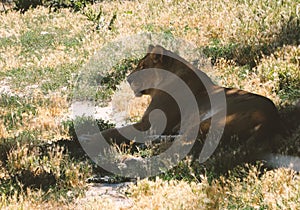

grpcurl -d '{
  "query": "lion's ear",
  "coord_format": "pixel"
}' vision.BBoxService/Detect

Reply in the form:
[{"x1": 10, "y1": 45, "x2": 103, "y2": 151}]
[
  {"x1": 147, "y1": 44, "x2": 155, "y2": 53},
  {"x1": 149, "y1": 45, "x2": 164, "y2": 64}
]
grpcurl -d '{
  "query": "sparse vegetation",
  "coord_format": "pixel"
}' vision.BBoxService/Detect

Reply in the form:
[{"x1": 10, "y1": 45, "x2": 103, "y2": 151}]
[
  {"x1": 0, "y1": 0, "x2": 299, "y2": 209},
  {"x1": 125, "y1": 165, "x2": 300, "y2": 209}
]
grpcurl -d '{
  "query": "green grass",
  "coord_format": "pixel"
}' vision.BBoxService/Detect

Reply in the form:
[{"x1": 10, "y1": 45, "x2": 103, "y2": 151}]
[
  {"x1": 0, "y1": 94, "x2": 37, "y2": 131},
  {"x1": 0, "y1": 0, "x2": 299, "y2": 209},
  {"x1": 3, "y1": 63, "x2": 81, "y2": 95},
  {"x1": 0, "y1": 36, "x2": 18, "y2": 49}
]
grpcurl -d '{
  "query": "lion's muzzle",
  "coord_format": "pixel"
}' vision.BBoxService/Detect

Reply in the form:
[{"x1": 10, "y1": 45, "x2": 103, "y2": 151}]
[{"x1": 127, "y1": 75, "x2": 143, "y2": 97}]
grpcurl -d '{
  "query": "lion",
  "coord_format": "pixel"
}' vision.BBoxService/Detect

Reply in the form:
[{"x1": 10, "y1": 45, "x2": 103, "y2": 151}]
[{"x1": 87, "y1": 45, "x2": 284, "y2": 170}]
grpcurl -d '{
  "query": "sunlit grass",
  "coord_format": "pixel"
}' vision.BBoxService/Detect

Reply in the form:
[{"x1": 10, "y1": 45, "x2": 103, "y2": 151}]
[
  {"x1": 0, "y1": 0, "x2": 299, "y2": 208},
  {"x1": 125, "y1": 166, "x2": 300, "y2": 210}
]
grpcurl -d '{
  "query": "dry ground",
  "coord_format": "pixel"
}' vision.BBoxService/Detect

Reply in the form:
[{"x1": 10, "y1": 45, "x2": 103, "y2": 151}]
[{"x1": 0, "y1": 0, "x2": 299, "y2": 209}]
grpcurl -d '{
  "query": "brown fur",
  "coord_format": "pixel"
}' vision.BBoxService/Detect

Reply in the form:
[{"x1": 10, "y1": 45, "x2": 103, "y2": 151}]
[{"x1": 100, "y1": 45, "x2": 283, "y2": 165}]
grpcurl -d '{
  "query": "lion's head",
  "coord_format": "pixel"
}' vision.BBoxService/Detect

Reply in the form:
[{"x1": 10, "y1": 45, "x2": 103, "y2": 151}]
[{"x1": 127, "y1": 45, "x2": 214, "y2": 97}]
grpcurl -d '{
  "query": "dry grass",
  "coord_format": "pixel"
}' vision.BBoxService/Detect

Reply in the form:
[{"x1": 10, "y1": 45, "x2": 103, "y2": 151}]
[
  {"x1": 64, "y1": 166, "x2": 300, "y2": 210},
  {"x1": 210, "y1": 45, "x2": 300, "y2": 106},
  {"x1": 125, "y1": 166, "x2": 300, "y2": 210},
  {"x1": 112, "y1": 81, "x2": 151, "y2": 122},
  {"x1": 0, "y1": 0, "x2": 299, "y2": 209},
  {"x1": 1, "y1": 0, "x2": 299, "y2": 138},
  {"x1": 0, "y1": 92, "x2": 69, "y2": 139}
]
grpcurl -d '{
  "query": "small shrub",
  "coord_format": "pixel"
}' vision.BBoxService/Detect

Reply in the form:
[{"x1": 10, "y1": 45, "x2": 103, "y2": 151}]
[
  {"x1": 84, "y1": 5, "x2": 102, "y2": 21},
  {"x1": 13, "y1": 0, "x2": 95, "y2": 13},
  {"x1": 203, "y1": 39, "x2": 237, "y2": 65},
  {"x1": 100, "y1": 58, "x2": 139, "y2": 92},
  {"x1": 94, "y1": 57, "x2": 139, "y2": 101},
  {"x1": 64, "y1": 116, "x2": 115, "y2": 140},
  {"x1": 83, "y1": 7, "x2": 118, "y2": 31},
  {"x1": 13, "y1": 0, "x2": 42, "y2": 13},
  {"x1": 46, "y1": 0, "x2": 88, "y2": 12}
]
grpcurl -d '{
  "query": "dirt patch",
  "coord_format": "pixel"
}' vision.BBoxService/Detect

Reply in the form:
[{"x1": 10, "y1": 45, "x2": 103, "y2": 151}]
[{"x1": 74, "y1": 182, "x2": 134, "y2": 209}]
